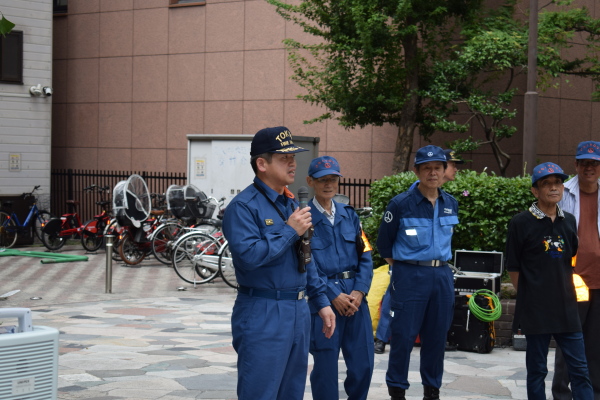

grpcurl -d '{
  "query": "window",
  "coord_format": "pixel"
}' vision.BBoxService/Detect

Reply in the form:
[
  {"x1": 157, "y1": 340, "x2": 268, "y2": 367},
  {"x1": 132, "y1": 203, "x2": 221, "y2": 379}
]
[
  {"x1": 54, "y1": 0, "x2": 67, "y2": 14},
  {"x1": 0, "y1": 30, "x2": 23, "y2": 84}
]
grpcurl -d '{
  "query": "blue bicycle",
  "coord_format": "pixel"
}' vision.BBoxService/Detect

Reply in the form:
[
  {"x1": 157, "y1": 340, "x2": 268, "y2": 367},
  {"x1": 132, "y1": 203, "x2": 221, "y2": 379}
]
[{"x1": 0, "y1": 186, "x2": 54, "y2": 248}]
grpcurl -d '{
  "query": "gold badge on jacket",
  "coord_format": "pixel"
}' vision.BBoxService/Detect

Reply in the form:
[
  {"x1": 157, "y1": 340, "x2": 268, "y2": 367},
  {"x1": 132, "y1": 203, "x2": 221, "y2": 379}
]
[{"x1": 265, "y1": 219, "x2": 274, "y2": 226}]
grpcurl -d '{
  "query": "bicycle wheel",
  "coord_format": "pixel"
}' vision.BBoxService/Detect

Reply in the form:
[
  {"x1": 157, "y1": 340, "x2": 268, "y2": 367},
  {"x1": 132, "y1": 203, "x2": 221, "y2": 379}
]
[
  {"x1": 0, "y1": 211, "x2": 18, "y2": 248},
  {"x1": 151, "y1": 222, "x2": 183, "y2": 265},
  {"x1": 81, "y1": 218, "x2": 106, "y2": 252},
  {"x1": 119, "y1": 231, "x2": 147, "y2": 265},
  {"x1": 33, "y1": 210, "x2": 53, "y2": 241},
  {"x1": 41, "y1": 218, "x2": 66, "y2": 250},
  {"x1": 218, "y1": 243, "x2": 237, "y2": 288},
  {"x1": 172, "y1": 232, "x2": 221, "y2": 284}
]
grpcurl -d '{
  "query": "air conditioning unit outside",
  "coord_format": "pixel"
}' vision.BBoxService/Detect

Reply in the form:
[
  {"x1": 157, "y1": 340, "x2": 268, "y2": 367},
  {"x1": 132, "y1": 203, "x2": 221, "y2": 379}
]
[{"x1": 0, "y1": 308, "x2": 58, "y2": 400}]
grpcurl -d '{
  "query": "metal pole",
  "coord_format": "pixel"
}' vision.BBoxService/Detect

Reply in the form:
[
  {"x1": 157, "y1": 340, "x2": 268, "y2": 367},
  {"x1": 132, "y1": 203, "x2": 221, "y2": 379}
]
[
  {"x1": 523, "y1": 0, "x2": 539, "y2": 174},
  {"x1": 105, "y1": 235, "x2": 114, "y2": 293}
]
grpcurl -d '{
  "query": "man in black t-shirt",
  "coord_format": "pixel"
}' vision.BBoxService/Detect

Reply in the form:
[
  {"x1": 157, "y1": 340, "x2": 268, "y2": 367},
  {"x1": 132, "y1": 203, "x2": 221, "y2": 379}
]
[{"x1": 506, "y1": 162, "x2": 593, "y2": 400}]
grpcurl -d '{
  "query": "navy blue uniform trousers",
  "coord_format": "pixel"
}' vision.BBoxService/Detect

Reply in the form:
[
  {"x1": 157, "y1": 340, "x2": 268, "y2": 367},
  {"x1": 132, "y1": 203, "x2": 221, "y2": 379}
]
[
  {"x1": 386, "y1": 262, "x2": 454, "y2": 390},
  {"x1": 232, "y1": 293, "x2": 310, "y2": 400},
  {"x1": 310, "y1": 293, "x2": 374, "y2": 400}
]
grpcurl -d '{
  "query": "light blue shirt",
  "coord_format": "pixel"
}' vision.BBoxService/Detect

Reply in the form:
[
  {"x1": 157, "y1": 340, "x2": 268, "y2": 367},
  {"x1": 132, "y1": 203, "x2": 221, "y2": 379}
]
[{"x1": 377, "y1": 187, "x2": 459, "y2": 262}]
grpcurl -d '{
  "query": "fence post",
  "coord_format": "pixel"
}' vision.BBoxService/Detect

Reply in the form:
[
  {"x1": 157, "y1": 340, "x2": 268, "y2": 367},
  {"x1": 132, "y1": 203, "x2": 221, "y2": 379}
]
[{"x1": 67, "y1": 169, "x2": 74, "y2": 203}]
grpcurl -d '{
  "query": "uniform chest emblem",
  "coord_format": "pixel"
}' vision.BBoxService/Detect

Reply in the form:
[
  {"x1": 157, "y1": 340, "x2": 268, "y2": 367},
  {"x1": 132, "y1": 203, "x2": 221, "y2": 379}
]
[{"x1": 265, "y1": 219, "x2": 274, "y2": 226}]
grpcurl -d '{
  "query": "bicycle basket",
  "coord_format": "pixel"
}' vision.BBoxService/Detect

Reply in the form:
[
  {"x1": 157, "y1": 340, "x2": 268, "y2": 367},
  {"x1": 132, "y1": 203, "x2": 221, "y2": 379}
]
[
  {"x1": 112, "y1": 175, "x2": 151, "y2": 228},
  {"x1": 183, "y1": 185, "x2": 213, "y2": 219},
  {"x1": 194, "y1": 198, "x2": 216, "y2": 219}
]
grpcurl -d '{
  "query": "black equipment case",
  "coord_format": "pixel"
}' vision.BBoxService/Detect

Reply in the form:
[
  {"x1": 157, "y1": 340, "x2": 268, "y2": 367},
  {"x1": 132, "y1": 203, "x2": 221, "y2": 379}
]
[
  {"x1": 452, "y1": 250, "x2": 503, "y2": 295},
  {"x1": 447, "y1": 293, "x2": 495, "y2": 353}
]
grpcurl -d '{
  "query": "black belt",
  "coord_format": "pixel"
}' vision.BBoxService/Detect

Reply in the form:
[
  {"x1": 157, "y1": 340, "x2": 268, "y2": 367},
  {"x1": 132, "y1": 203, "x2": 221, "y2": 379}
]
[
  {"x1": 328, "y1": 270, "x2": 356, "y2": 279},
  {"x1": 401, "y1": 260, "x2": 447, "y2": 267},
  {"x1": 237, "y1": 285, "x2": 306, "y2": 300}
]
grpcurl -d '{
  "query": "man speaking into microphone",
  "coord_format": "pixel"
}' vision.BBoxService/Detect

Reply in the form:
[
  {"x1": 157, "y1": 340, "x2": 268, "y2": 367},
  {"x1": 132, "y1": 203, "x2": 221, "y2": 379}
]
[
  {"x1": 305, "y1": 156, "x2": 375, "y2": 400},
  {"x1": 222, "y1": 127, "x2": 335, "y2": 400}
]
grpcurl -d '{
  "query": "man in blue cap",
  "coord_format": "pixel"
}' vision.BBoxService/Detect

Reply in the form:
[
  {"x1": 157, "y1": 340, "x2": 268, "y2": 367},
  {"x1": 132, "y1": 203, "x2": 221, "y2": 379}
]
[
  {"x1": 222, "y1": 126, "x2": 336, "y2": 400},
  {"x1": 506, "y1": 161, "x2": 593, "y2": 400},
  {"x1": 375, "y1": 148, "x2": 464, "y2": 355},
  {"x1": 305, "y1": 156, "x2": 374, "y2": 400},
  {"x1": 552, "y1": 141, "x2": 600, "y2": 400},
  {"x1": 377, "y1": 145, "x2": 459, "y2": 400}
]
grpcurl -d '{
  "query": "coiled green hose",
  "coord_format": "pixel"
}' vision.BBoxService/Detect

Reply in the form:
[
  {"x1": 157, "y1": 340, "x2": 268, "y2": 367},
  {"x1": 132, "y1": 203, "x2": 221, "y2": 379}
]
[{"x1": 468, "y1": 289, "x2": 502, "y2": 322}]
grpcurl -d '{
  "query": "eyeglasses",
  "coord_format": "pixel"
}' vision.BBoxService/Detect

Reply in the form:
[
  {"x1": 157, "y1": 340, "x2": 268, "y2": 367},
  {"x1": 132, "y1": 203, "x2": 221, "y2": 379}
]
[
  {"x1": 537, "y1": 179, "x2": 563, "y2": 189},
  {"x1": 578, "y1": 160, "x2": 600, "y2": 168},
  {"x1": 314, "y1": 176, "x2": 340, "y2": 184}
]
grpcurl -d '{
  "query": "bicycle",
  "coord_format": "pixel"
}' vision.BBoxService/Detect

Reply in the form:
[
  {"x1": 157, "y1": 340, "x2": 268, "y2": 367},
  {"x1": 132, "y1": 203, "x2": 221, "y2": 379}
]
[
  {"x1": 80, "y1": 185, "x2": 112, "y2": 252},
  {"x1": 41, "y1": 186, "x2": 97, "y2": 250},
  {"x1": 170, "y1": 230, "x2": 226, "y2": 284},
  {"x1": 151, "y1": 196, "x2": 225, "y2": 265},
  {"x1": 0, "y1": 186, "x2": 53, "y2": 248},
  {"x1": 217, "y1": 240, "x2": 236, "y2": 288},
  {"x1": 117, "y1": 199, "x2": 167, "y2": 265}
]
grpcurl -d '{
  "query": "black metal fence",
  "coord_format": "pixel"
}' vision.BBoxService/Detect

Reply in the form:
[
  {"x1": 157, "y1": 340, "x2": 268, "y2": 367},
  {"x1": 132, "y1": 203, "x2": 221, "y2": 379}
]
[
  {"x1": 339, "y1": 178, "x2": 372, "y2": 208},
  {"x1": 50, "y1": 169, "x2": 187, "y2": 222},
  {"x1": 50, "y1": 169, "x2": 372, "y2": 221}
]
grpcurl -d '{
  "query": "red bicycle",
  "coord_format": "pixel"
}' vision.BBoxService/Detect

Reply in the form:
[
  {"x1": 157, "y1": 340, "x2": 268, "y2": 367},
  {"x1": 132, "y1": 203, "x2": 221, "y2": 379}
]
[
  {"x1": 41, "y1": 185, "x2": 100, "y2": 250},
  {"x1": 41, "y1": 200, "x2": 85, "y2": 250},
  {"x1": 80, "y1": 185, "x2": 112, "y2": 252}
]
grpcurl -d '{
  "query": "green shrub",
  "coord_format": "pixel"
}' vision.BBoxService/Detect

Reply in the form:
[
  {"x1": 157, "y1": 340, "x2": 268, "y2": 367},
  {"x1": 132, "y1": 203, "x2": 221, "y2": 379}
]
[{"x1": 363, "y1": 170, "x2": 534, "y2": 267}]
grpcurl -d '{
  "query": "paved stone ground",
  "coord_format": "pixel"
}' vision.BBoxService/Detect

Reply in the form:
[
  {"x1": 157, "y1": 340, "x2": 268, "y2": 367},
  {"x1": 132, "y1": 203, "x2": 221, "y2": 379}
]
[{"x1": 0, "y1": 245, "x2": 556, "y2": 399}]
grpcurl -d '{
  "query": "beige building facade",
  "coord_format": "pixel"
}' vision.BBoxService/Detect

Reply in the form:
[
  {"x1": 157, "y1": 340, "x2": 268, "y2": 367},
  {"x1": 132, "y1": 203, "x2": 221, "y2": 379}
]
[{"x1": 52, "y1": 0, "x2": 600, "y2": 179}]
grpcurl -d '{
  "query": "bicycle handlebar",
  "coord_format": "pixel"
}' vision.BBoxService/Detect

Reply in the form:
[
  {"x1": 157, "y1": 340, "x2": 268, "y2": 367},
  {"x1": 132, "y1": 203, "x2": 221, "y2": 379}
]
[
  {"x1": 21, "y1": 185, "x2": 42, "y2": 198},
  {"x1": 202, "y1": 196, "x2": 226, "y2": 206}
]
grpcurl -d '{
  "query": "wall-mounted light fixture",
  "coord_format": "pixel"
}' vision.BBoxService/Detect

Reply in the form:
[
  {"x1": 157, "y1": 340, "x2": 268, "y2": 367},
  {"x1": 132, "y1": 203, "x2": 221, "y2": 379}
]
[
  {"x1": 29, "y1": 84, "x2": 53, "y2": 97},
  {"x1": 29, "y1": 84, "x2": 43, "y2": 96}
]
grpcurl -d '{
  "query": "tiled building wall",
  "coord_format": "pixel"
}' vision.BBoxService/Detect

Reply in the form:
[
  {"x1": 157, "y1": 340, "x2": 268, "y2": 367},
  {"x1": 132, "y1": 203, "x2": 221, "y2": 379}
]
[{"x1": 52, "y1": 0, "x2": 599, "y2": 180}]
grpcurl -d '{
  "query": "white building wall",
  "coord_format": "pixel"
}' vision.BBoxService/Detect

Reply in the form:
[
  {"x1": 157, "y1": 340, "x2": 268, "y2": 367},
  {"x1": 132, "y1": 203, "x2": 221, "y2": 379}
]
[{"x1": 0, "y1": 0, "x2": 52, "y2": 206}]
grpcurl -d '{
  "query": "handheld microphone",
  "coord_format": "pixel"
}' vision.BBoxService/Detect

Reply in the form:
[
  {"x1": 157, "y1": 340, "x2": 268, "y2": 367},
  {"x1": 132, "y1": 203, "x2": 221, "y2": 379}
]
[
  {"x1": 298, "y1": 186, "x2": 310, "y2": 237},
  {"x1": 297, "y1": 186, "x2": 311, "y2": 271}
]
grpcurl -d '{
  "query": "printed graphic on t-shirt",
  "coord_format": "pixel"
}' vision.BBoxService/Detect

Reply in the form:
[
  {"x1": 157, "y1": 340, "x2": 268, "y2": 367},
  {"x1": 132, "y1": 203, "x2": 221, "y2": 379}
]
[{"x1": 543, "y1": 235, "x2": 564, "y2": 258}]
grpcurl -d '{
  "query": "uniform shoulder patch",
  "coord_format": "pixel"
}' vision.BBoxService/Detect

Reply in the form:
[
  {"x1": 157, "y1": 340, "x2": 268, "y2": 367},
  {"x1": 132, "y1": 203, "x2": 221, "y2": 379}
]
[{"x1": 384, "y1": 211, "x2": 393, "y2": 223}]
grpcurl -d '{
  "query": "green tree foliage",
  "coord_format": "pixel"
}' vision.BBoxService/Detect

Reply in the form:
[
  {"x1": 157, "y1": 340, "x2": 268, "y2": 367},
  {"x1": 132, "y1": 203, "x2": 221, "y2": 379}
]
[
  {"x1": 267, "y1": 0, "x2": 600, "y2": 175},
  {"x1": 0, "y1": 12, "x2": 15, "y2": 36},
  {"x1": 267, "y1": 0, "x2": 484, "y2": 173},
  {"x1": 362, "y1": 170, "x2": 534, "y2": 267},
  {"x1": 423, "y1": 0, "x2": 600, "y2": 175}
]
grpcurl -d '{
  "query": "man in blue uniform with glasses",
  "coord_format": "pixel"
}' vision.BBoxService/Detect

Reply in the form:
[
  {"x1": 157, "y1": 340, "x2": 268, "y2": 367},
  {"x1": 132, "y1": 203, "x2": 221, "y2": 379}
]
[
  {"x1": 377, "y1": 145, "x2": 459, "y2": 400},
  {"x1": 306, "y1": 156, "x2": 374, "y2": 400},
  {"x1": 222, "y1": 126, "x2": 336, "y2": 400}
]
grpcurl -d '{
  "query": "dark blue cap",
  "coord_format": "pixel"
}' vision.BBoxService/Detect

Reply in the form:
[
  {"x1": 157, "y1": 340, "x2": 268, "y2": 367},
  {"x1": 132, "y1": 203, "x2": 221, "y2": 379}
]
[
  {"x1": 308, "y1": 156, "x2": 343, "y2": 178},
  {"x1": 575, "y1": 141, "x2": 600, "y2": 161},
  {"x1": 531, "y1": 162, "x2": 568, "y2": 186},
  {"x1": 444, "y1": 149, "x2": 464, "y2": 164},
  {"x1": 250, "y1": 126, "x2": 308, "y2": 156},
  {"x1": 414, "y1": 145, "x2": 447, "y2": 165}
]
